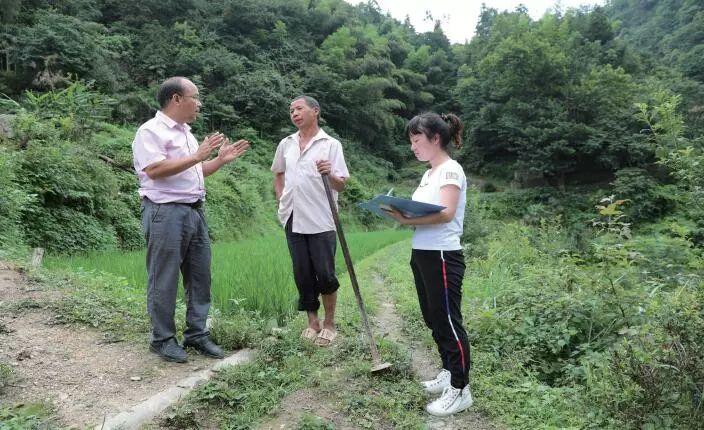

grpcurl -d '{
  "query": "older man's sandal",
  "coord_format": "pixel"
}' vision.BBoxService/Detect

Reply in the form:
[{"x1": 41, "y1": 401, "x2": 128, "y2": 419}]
[
  {"x1": 300, "y1": 327, "x2": 320, "y2": 341},
  {"x1": 314, "y1": 328, "x2": 337, "y2": 347}
]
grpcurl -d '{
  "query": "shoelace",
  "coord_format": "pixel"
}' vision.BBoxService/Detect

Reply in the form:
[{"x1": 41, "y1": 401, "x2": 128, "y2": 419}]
[
  {"x1": 427, "y1": 371, "x2": 450, "y2": 387},
  {"x1": 428, "y1": 377, "x2": 445, "y2": 387},
  {"x1": 439, "y1": 387, "x2": 460, "y2": 408}
]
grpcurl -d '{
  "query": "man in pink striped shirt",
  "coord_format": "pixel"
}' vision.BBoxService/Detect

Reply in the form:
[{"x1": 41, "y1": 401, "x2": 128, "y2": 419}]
[{"x1": 133, "y1": 76, "x2": 249, "y2": 363}]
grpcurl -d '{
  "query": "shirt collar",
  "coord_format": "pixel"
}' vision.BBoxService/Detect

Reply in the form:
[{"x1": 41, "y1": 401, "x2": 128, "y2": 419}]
[
  {"x1": 292, "y1": 127, "x2": 329, "y2": 144},
  {"x1": 156, "y1": 110, "x2": 190, "y2": 131}
]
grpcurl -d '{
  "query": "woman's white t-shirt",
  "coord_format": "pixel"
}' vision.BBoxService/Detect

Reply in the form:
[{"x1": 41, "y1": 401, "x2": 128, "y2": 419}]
[{"x1": 411, "y1": 159, "x2": 467, "y2": 251}]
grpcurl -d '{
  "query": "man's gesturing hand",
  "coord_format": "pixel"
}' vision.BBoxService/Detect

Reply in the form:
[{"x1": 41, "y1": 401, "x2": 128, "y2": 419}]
[
  {"x1": 195, "y1": 132, "x2": 226, "y2": 161},
  {"x1": 217, "y1": 138, "x2": 250, "y2": 164}
]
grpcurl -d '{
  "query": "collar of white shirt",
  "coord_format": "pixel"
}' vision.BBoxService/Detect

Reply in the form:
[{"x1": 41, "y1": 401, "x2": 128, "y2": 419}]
[{"x1": 290, "y1": 128, "x2": 331, "y2": 149}]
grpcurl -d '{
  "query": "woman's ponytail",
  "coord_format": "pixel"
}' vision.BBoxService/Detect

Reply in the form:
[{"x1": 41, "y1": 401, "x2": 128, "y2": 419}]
[{"x1": 441, "y1": 113, "x2": 463, "y2": 150}]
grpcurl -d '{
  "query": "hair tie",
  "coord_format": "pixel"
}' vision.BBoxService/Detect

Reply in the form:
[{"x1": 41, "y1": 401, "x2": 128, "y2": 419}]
[{"x1": 441, "y1": 113, "x2": 449, "y2": 122}]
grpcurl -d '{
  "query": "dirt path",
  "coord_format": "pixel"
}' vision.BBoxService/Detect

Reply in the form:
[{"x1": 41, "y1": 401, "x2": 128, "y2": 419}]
[
  {"x1": 255, "y1": 388, "x2": 358, "y2": 430},
  {"x1": 371, "y1": 271, "x2": 501, "y2": 430},
  {"x1": 0, "y1": 264, "x2": 218, "y2": 428}
]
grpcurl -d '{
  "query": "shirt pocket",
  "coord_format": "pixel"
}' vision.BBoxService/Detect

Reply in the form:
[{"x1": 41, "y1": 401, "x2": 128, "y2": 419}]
[
  {"x1": 300, "y1": 160, "x2": 320, "y2": 177},
  {"x1": 303, "y1": 144, "x2": 330, "y2": 177}
]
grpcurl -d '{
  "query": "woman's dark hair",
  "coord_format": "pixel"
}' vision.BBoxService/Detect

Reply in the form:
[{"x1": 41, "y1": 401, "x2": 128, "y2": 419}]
[{"x1": 405, "y1": 112, "x2": 464, "y2": 150}]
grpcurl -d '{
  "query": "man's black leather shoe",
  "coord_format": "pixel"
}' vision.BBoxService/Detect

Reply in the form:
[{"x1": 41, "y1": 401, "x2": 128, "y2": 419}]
[
  {"x1": 183, "y1": 336, "x2": 225, "y2": 359},
  {"x1": 150, "y1": 338, "x2": 188, "y2": 363}
]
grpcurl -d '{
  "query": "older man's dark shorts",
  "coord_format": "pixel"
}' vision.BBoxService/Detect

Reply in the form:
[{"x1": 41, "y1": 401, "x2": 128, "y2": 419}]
[{"x1": 284, "y1": 214, "x2": 340, "y2": 312}]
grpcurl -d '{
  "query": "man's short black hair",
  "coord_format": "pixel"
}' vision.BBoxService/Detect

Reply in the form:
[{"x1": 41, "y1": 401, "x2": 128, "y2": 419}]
[{"x1": 157, "y1": 77, "x2": 186, "y2": 109}]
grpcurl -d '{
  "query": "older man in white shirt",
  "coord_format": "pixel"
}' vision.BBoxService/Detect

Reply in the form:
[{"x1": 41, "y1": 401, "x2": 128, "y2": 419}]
[{"x1": 272, "y1": 95, "x2": 349, "y2": 346}]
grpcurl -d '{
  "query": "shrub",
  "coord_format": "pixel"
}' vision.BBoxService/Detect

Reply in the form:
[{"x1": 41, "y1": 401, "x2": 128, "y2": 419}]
[
  {"x1": 19, "y1": 82, "x2": 117, "y2": 143},
  {"x1": 479, "y1": 181, "x2": 498, "y2": 193},
  {"x1": 15, "y1": 138, "x2": 127, "y2": 253},
  {"x1": 462, "y1": 187, "x2": 495, "y2": 258},
  {"x1": 0, "y1": 148, "x2": 31, "y2": 252},
  {"x1": 611, "y1": 168, "x2": 676, "y2": 222},
  {"x1": 480, "y1": 188, "x2": 547, "y2": 219},
  {"x1": 599, "y1": 283, "x2": 704, "y2": 428},
  {"x1": 204, "y1": 161, "x2": 279, "y2": 242},
  {"x1": 0, "y1": 362, "x2": 14, "y2": 394},
  {"x1": 472, "y1": 255, "x2": 633, "y2": 385},
  {"x1": 6, "y1": 111, "x2": 148, "y2": 252},
  {"x1": 23, "y1": 207, "x2": 118, "y2": 253},
  {"x1": 522, "y1": 203, "x2": 556, "y2": 226},
  {"x1": 209, "y1": 309, "x2": 266, "y2": 350},
  {"x1": 467, "y1": 196, "x2": 704, "y2": 428}
]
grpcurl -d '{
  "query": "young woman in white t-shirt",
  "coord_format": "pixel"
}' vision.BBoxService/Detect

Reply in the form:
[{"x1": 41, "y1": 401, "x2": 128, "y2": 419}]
[{"x1": 384, "y1": 112, "x2": 472, "y2": 417}]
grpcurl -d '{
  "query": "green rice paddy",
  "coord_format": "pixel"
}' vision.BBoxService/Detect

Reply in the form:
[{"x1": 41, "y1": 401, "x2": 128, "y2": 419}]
[{"x1": 46, "y1": 230, "x2": 410, "y2": 320}]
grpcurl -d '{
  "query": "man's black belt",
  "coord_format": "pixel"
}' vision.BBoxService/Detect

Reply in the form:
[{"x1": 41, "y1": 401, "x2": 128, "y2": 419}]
[
  {"x1": 183, "y1": 200, "x2": 203, "y2": 209},
  {"x1": 143, "y1": 198, "x2": 203, "y2": 209}
]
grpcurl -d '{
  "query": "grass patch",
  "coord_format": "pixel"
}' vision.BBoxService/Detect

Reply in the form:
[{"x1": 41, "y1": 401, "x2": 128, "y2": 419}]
[
  {"x1": 34, "y1": 269, "x2": 150, "y2": 341},
  {"x1": 296, "y1": 413, "x2": 335, "y2": 430},
  {"x1": 0, "y1": 320, "x2": 13, "y2": 334},
  {"x1": 161, "y1": 330, "x2": 320, "y2": 429},
  {"x1": 0, "y1": 404, "x2": 57, "y2": 430},
  {"x1": 0, "y1": 298, "x2": 43, "y2": 315},
  {"x1": 209, "y1": 308, "x2": 268, "y2": 350},
  {"x1": 334, "y1": 346, "x2": 426, "y2": 430},
  {"x1": 0, "y1": 361, "x2": 15, "y2": 394}
]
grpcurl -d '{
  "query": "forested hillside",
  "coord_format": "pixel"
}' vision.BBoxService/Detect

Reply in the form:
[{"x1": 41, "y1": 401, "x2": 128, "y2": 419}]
[
  {"x1": 0, "y1": 0, "x2": 459, "y2": 158},
  {"x1": 608, "y1": 0, "x2": 704, "y2": 84},
  {"x1": 606, "y1": 0, "x2": 704, "y2": 132},
  {"x1": 1, "y1": 0, "x2": 702, "y2": 254}
]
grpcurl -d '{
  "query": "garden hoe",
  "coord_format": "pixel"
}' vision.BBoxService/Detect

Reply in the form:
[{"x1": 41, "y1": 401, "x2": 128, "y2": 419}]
[{"x1": 321, "y1": 174, "x2": 392, "y2": 374}]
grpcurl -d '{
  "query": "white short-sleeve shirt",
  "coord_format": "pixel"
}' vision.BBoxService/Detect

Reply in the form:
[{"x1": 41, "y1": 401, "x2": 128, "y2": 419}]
[
  {"x1": 411, "y1": 159, "x2": 467, "y2": 251},
  {"x1": 271, "y1": 128, "x2": 349, "y2": 234}
]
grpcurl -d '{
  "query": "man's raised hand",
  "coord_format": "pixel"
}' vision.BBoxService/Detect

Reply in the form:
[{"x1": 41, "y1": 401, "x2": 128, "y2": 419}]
[
  {"x1": 217, "y1": 138, "x2": 250, "y2": 164},
  {"x1": 195, "y1": 132, "x2": 226, "y2": 161}
]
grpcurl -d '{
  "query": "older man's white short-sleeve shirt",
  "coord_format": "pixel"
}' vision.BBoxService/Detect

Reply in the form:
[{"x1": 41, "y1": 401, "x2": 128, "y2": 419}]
[{"x1": 271, "y1": 128, "x2": 349, "y2": 234}]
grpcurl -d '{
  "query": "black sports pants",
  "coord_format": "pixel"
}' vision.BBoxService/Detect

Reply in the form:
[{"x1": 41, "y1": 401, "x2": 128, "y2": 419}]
[{"x1": 410, "y1": 248, "x2": 470, "y2": 389}]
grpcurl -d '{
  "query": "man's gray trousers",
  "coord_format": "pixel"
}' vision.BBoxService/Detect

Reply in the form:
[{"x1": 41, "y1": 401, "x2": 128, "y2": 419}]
[{"x1": 141, "y1": 199, "x2": 211, "y2": 344}]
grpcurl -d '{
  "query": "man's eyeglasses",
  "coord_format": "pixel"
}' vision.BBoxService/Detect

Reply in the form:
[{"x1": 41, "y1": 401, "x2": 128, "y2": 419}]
[{"x1": 176, "y1": 93, "x2": 201, "y2": 101}]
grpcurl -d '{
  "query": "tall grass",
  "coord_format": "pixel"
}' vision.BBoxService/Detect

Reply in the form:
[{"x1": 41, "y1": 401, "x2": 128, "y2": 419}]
[{"x1": 46, "y1": 230, "x2": 410, "y2": 321}]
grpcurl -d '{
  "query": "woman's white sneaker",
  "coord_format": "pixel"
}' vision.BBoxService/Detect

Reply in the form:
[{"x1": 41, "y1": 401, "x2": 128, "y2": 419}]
[
  {"x1": 426, "y1": 385, "x2": 473, "y2": 417},
  {"x1": 421, "y1": 369, "x2": 451, "y2": 394}
]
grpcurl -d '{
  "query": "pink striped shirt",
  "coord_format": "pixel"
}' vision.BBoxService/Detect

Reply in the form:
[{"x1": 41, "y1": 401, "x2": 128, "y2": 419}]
[{"x1": 132, "y1": 111, "x2": 205, "y2": 203}]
